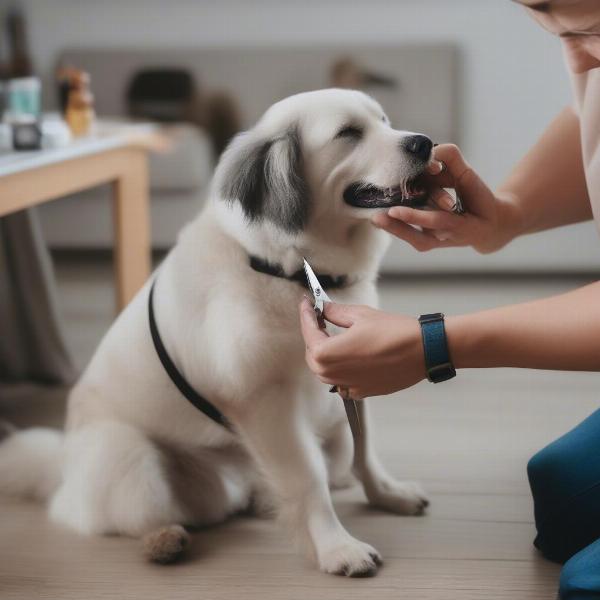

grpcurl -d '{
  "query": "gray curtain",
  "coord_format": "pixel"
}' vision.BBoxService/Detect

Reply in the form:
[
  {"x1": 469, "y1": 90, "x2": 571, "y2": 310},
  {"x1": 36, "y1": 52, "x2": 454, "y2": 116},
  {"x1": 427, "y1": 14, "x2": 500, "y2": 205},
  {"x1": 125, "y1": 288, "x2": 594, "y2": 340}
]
[{"x1": 0, "y1": 208, "x2": 75, "y2": 384}]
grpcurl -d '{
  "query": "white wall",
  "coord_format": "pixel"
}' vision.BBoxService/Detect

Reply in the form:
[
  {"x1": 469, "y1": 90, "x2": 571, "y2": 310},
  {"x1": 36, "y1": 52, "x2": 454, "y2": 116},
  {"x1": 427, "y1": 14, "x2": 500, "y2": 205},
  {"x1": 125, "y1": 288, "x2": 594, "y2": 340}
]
[
  {"x1": 22, "y1": 0, "x2": 571, "y2": 187},
  {"x1": 20, "y1": 0, "x2": 600, "y2": 271}
]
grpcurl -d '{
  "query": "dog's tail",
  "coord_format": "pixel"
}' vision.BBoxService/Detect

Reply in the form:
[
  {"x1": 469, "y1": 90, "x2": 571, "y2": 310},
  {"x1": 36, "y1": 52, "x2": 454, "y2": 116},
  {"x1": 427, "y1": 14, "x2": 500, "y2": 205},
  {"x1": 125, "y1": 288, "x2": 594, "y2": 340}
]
[{"x1": 0, "y1": 421, "x2": 63, "y2": 501}]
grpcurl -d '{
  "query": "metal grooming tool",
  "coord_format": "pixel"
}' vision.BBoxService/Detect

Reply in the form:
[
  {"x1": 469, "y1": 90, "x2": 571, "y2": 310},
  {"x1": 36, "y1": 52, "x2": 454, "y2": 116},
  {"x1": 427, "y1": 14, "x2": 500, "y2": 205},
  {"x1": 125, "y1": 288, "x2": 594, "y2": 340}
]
[
  {"x1": 439, "y1": 159, "x2": 464, "y2": 214},
  {"x1": 451, "y1": 192, "x2": 465, "y2": 215},
  {"x1": 302, "y1": 258, "x2": 362, "y2": 439}
]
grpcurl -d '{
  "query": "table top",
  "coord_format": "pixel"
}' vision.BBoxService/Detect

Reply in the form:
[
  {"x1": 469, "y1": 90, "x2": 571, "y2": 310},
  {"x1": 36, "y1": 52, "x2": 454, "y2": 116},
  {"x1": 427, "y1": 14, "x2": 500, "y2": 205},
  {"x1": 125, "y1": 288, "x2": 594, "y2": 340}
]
[{"x1": 0, "y1": 119, "x2": 160, "y2": 178}]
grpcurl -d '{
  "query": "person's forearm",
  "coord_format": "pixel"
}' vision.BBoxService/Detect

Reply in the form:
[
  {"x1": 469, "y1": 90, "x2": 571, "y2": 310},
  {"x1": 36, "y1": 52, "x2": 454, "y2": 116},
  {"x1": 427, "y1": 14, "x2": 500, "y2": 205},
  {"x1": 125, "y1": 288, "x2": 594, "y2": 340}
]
[
  {"x1": 496, "y1": 106, "x2": 592, "y2": 243},
  {"x1": 446, "y1": 281, "x2": 600, "y2": 372}
]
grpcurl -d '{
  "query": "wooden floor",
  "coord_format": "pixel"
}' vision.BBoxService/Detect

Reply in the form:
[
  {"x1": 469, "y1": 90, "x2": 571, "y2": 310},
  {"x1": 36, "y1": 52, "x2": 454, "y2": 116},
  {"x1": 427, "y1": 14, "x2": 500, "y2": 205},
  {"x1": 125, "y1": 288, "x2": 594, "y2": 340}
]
[{"x1": 1, "y1": 257, "x2": 597, "y2": 599}]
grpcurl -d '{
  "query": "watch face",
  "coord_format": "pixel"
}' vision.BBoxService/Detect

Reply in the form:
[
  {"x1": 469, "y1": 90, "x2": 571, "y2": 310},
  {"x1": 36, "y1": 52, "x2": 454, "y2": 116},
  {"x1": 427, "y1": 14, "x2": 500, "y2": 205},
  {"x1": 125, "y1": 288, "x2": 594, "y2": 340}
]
[
  {"x1": 430, "y1": 365, "x2": 457, "y2": 383},
  {"x1": 12, "y1": 122, "x2": 42, "y2": 150}
]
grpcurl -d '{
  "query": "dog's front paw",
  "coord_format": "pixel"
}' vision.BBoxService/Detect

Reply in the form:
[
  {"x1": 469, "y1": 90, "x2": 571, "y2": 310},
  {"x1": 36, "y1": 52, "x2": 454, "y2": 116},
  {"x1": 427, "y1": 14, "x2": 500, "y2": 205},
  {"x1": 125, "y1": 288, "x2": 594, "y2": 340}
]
[
  {"x1": 318, "y1": 537, "x2": 382, "y2": 577},
  {"x1": 367, "y1": 480, "x2": 429, "y2": 516}
]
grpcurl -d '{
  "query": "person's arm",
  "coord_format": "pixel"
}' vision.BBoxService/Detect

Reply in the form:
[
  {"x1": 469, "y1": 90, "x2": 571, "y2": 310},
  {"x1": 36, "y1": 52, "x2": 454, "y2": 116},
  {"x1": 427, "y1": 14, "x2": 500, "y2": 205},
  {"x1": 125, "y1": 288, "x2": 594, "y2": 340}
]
[
  {"x1": 372, "y1": 106, "x2": 592, "y2": 254},
  {"x1": 299, "y1": 280, "x2": 600, "y2": 399},
  {"x1": 447, "y1": 280, "x2": 600, "y2": 372},
  {"x1": 498, "y1": 105, "x2": 592, "y2": 236}
]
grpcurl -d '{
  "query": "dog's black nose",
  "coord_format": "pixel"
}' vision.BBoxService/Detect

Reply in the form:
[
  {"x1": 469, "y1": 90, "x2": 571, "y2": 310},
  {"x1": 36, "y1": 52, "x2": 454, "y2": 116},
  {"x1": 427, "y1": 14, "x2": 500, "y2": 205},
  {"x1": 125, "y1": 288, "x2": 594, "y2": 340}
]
[{"x1": 401, "y1": 135, "x2": 433, "y2": 161}]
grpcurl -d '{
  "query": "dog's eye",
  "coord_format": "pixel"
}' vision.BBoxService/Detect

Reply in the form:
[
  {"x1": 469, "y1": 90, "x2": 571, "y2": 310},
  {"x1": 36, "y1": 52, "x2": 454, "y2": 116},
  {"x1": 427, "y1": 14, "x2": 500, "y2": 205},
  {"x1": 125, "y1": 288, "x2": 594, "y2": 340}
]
[{"x1": 335, "y1": 125, "x2": 363, "y2": 141}]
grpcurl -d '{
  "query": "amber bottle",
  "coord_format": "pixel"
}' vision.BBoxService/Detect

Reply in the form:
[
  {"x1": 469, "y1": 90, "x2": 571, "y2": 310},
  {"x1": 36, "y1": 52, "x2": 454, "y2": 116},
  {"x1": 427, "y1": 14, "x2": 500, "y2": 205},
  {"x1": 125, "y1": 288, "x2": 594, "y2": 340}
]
[{"x1": 65, "y1": 71, "x2": 95, "y2": 137}]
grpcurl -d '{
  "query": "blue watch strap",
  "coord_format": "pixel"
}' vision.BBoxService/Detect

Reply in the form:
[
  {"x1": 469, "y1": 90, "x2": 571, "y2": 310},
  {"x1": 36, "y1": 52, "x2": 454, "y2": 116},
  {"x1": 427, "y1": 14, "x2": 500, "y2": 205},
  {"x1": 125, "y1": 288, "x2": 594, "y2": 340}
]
[{"x1": 418, "y1": 313, "x2": 456, "y2": 383}]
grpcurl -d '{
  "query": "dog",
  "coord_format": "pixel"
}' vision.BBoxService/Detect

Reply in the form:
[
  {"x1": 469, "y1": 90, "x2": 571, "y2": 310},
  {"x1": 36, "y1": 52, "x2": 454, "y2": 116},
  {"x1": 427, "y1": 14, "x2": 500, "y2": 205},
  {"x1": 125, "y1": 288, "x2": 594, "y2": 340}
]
[{"x1": 0, "y1": 89, "x2": 432, "y2": 577}]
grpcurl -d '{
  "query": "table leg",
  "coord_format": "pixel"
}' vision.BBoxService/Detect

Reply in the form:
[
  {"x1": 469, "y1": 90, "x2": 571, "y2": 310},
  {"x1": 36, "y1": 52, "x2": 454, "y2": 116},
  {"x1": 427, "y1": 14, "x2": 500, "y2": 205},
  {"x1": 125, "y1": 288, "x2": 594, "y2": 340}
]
[{"x1": 112, "y1": 149, "x2": 151, "y2": 313}]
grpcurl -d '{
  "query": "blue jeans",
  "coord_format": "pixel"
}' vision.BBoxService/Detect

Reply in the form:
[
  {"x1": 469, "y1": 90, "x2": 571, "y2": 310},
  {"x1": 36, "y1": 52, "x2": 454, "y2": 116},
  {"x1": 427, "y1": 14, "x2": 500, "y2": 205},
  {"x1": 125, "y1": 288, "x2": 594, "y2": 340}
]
[{"x1": 528, "y1": 408, "x2": 600, "y2": 599}]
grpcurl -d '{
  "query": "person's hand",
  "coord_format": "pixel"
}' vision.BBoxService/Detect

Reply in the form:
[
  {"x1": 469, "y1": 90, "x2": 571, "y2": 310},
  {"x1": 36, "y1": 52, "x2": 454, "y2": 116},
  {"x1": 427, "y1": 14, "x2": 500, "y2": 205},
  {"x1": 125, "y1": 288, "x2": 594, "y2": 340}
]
[
  {"x1": 299, "y1": 298, "x2": 426, "y2": 399},
  {"x1": 371, "y1": 144, "x2": 520, "y2": 254}
]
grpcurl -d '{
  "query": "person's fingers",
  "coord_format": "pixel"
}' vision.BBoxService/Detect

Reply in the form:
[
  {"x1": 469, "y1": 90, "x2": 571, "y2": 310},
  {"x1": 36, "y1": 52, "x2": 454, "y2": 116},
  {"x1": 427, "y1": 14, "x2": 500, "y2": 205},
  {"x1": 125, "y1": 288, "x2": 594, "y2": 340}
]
[
  {"x1": 308, "y1": 323, "x2": 373, "y2": 368},
  {"x1": 429, "y1": 188, "x2": 457, "y2": 212},
  {"x1": 426, "y1": 160, "x2": 445, "y2": 175},
  {"x1": 371, "y1": 211, "x2": 391, "y2": 229},
  {"x1": 429, "y1": 144, "x2": 473, "y2": 188},
  {"x1": 387, "y1": 206, "x2": 462, "y2": 232},
  {"x1": 300, "y1": 298, "x2": 359, "y2": 374},
  {"x1": 347, "y1": 387, "x2": 365, "y2": 401},
  {"x1": 322, "y1": 302, "x2": 368, "y2": 328},
  {"x1": 372, "y1": 213, "x2": 443, "y2": 252},
  {"x1": 431, "y1": 230, "x2": 454, "y2": 242},
  {"x1": 314, "y1": 372, "x2": 339, "y2": 385},
  {"x1": 299, "y1": 298, "x2": 329, "y2": 349},
  {"x1": 427, "y1": 144, "x2": 494, "y2": 217}
]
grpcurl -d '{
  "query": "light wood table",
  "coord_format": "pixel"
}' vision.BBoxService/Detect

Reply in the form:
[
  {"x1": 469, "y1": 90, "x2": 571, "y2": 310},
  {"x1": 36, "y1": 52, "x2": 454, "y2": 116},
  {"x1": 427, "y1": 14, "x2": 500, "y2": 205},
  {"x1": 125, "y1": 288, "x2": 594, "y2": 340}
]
[{"x1": 0, "y1": 123, "x2": 162, "y2": 312}]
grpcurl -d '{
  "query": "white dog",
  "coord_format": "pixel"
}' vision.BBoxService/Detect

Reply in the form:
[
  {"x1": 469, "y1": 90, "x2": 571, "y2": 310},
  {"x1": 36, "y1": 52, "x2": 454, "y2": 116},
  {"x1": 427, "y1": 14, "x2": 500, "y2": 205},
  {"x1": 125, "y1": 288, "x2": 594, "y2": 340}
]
[{"x1": 0, "y1": 89, "x2": 432, "y2": 576}]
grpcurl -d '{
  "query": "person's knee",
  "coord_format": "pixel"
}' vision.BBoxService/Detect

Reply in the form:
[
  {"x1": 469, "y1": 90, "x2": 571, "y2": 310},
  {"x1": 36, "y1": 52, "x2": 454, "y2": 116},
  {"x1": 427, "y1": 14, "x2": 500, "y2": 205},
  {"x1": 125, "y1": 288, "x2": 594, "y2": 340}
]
[
  {"x1": 527, "y1": 442, "x2": 564, "y2": 502},
  {"x1": 559, "y1": 540, "x2": 600, "y2": 599},
  {"x1": 527, "y1": 447, "x2": 547, "y2": 485},
  {"x1": 527, "y1": 443, "x2": 571, "y2": 561}
]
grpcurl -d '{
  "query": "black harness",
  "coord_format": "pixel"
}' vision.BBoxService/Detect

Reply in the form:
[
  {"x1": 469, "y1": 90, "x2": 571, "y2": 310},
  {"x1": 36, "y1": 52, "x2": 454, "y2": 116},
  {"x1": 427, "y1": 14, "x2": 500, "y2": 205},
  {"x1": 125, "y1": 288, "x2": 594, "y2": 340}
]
[
  {"x1": 148, "y1": 279, "x2": 234, "y2": 431},
  {"x1": 148, "y1": 256, "x2": 349, "y2": 430}
]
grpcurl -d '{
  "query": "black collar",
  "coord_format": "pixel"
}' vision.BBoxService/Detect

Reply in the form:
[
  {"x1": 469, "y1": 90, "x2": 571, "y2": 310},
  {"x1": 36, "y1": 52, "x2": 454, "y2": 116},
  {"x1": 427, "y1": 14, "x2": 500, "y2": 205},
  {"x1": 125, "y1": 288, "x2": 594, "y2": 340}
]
[{"x1": 249, "y1": 255, "x2": 349, "y2": 290}]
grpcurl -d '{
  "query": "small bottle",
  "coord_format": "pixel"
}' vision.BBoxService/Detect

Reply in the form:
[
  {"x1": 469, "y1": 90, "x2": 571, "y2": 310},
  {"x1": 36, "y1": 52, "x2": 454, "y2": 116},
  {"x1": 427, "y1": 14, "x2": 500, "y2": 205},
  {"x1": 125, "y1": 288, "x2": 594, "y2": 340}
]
[
  {"x1": 65, "y1": 70, "x2": 95, "y2": 137},
  {"x1": 56, "y1": 65, "x2": 78, "y2": 116}
]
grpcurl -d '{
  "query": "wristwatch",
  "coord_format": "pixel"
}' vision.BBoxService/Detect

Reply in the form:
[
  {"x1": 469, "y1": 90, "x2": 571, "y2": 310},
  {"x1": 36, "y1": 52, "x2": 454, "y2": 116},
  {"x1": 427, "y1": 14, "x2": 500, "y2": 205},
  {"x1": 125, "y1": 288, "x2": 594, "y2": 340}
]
[{"x1": 418, "y1": 313, "x2": 456, "y2": 383}]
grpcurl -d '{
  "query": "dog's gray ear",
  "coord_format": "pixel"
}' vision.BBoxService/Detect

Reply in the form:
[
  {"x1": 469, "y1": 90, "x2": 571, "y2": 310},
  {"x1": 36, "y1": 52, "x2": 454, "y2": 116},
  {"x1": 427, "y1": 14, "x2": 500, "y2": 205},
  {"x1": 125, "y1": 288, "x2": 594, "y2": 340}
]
[{"x1": 218, "y1": 127, "x2": 308, "y2": 233}]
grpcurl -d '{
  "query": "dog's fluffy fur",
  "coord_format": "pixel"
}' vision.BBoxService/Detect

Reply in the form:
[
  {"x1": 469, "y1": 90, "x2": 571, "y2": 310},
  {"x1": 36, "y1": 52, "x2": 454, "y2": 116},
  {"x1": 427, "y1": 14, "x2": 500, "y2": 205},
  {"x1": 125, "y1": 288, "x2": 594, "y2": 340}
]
[{"x1": 0, "y1": 89, "x2": 430, "y2": 576}]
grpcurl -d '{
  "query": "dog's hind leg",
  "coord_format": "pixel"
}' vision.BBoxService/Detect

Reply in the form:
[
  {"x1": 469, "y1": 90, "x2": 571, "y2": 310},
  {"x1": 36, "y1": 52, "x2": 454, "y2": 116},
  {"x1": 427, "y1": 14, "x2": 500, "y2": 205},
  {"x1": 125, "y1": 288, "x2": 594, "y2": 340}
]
[
  {"x1": 157, "y1": 440, "x2": 257, "y2": 524},
  {"x1": 233, "y1": 386, "x2": 382, "y2": 577},
  {"x1": 49, "y1": 421, "x2": 190, "y2": 562},
  {"x1": 140, "y1": 440, "x2": 257, "y2": 563},
  {"x1": 352, "y1": 401, "x2": 430, "y2": 515}
]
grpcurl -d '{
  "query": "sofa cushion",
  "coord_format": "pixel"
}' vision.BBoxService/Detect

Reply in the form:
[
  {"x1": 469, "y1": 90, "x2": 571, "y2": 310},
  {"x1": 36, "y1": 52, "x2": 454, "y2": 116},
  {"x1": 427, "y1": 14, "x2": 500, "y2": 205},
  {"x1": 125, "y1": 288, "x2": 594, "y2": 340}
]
[{"x1": 150, "y1": 124, "x2": 213, "y2": 192}]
